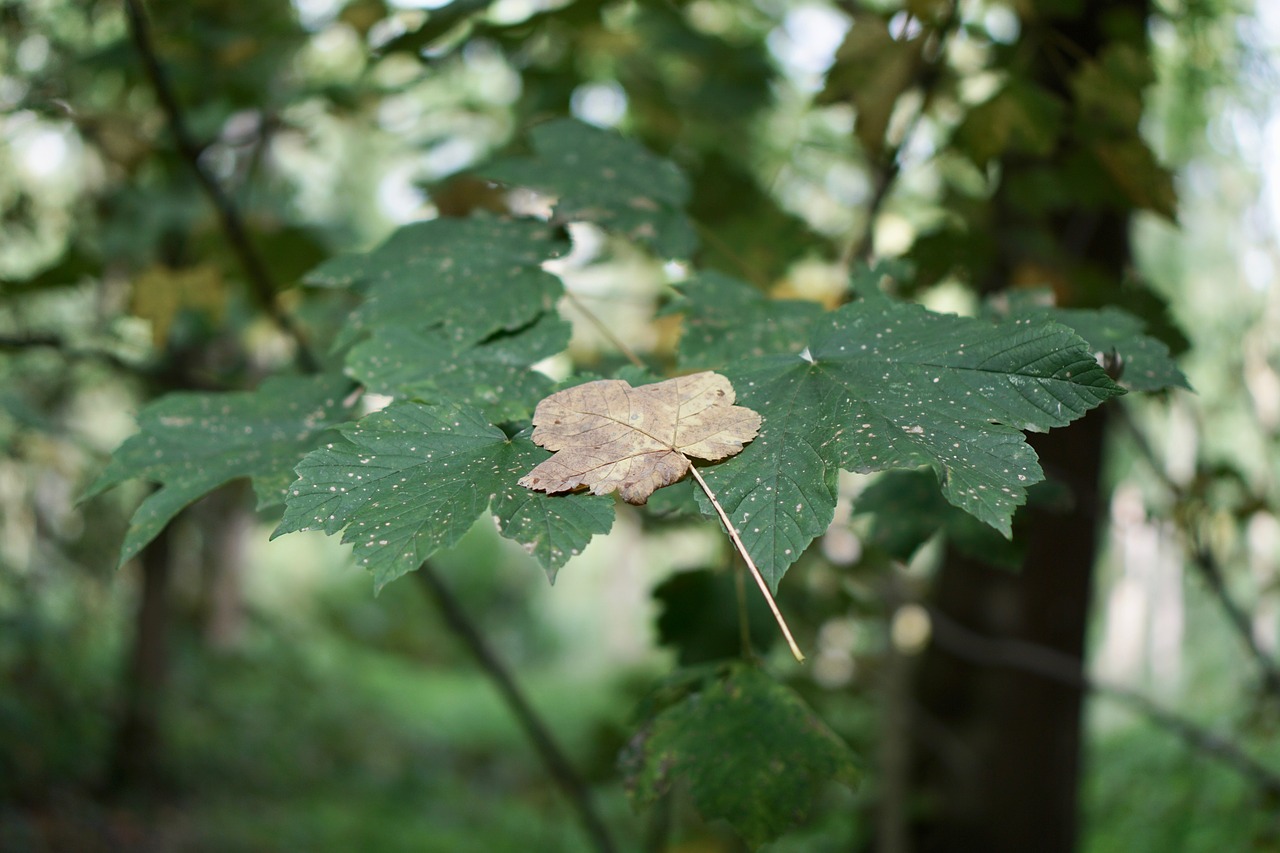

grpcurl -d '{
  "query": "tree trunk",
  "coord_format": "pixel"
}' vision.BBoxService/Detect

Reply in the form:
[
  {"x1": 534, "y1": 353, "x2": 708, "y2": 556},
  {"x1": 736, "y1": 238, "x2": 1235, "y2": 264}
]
[
  {"x1": 103, "y1": 514, "x2": 175, "y2": 795},
  {"x1": 903, "y1": 1, "x2": 1147, "y2": 849},
  {"x1": 907, "y1": 410, "x2": 1109, "y2": 853},
  {"x1": 198, "y1": 483, "x2": 251, "y2": 651}
]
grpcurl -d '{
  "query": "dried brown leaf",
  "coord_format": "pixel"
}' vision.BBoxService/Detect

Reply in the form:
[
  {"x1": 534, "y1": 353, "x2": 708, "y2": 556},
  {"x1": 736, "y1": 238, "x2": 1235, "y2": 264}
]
[{"x1": 518, "y1": 372, "x2": 761, "y2": 505}]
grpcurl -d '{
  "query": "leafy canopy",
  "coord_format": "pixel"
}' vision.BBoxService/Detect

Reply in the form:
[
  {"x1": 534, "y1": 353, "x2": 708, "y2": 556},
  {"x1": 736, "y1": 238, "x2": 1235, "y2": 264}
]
[
  {"x1": 90, "y1": 119, "x2": 1161, "y2": 601},
  {"x1": 86, "y1": 109, "x2": 1185, "y2": 850}
]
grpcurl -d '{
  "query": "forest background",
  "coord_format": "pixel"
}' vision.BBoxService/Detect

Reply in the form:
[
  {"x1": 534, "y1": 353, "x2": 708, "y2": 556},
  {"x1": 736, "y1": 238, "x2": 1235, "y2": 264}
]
[{"x1": 2, "y1": 0, "x2": 1280, "y2": 850}]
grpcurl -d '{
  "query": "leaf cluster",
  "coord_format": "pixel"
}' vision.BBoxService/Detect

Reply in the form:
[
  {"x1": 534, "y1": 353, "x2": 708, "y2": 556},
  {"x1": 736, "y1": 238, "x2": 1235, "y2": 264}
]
[
  {"x1": 88, "y1": 118, "x2": 1186, "y2": 847},
  {"x1": 91, "y1": 119, "x2": 1188, "y2": 594}
]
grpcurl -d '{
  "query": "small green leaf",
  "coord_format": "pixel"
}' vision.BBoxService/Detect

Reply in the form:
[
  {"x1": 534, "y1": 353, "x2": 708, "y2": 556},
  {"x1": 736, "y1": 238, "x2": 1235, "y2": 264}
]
[
  {"x1": 955, "y1": 80, "x2": 1066, "y2": 169},
  {"x1": 275, "y1": 400, "x2": 613, "y2": 587},
  {"x1": 306, "y1": 217, "x2": 567, "y2": 347},
  {"x1": 1090, "y1": 138, "x2": 1178, "y2": 220},
  {"x1": 87, "y1": 374, "x2": 355, "y2": 566},
  {"x1": 481, "y1": 119, "x2": 696, "y2": 257},
  {"x1": 818, "y1": 14, "x2": 925, "y2": 160},
  {"x1": 700, "y1": 298, "x2": 1124, "y2": 590},
  {"x1": 855, "y1": 469, "x2": 1026, "y2": 570},
  {"x1": 653, "y1": 570, "x2": 777, "y2": 664},
  {"x1": 666, "y1": 271, "x2": 824, "y2": 370},
  {"x1": 346, "y1": 312, "x2": 571, "y2": 422},
  {"x1": 622, "y1": 665, "x2": 859, "y2": 848},
  {"x1": 696, "y1": 357, "x2": 841, "y2": 592}
]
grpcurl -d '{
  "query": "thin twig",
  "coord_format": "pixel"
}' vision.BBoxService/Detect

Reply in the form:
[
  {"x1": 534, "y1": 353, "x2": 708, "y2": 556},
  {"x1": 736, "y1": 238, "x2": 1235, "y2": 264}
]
[
  {"x1": 925, "y1": 605, "x2": 1280, "y2": 798},
  {"x1": 732, "y1": 553, "x2": 753, "y2": 659},
  {"x1": 840, "y1": 3, "x2": 960, "y2": 271},
  {"x1": 413, "y1": 563, "x2": 617, "y2": 853},
  {"x1": 123, "y1": 0, "x2": 319, "y2": 374},
  {"x1": 562, "y1": 289, "x2": 646, "y2": 370},
  {"x1": 1113, "y1": 405, "x2": 1280, "y2": 696},
  {"x1": 876, "y1": 576, "x2": 914, "y2": 853},
  {"x1": 687, "y1": 465, "x2": 804, "y2": 661},
  {"x1": 691, "y1": 220, "x2": 771, "y2": 289}
]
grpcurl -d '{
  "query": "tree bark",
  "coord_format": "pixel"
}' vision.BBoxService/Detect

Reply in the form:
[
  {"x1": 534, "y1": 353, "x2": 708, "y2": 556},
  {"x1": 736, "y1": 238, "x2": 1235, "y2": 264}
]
[
  {"x1": 908, "y1": 410, "x2": 1109, "y2": 853},
  {"x1": 903, "y1": 1, "x2": 1147, "y2": 849},
  {"x1": 103, "y1": 514, "x2": 175, "y2": 795}
]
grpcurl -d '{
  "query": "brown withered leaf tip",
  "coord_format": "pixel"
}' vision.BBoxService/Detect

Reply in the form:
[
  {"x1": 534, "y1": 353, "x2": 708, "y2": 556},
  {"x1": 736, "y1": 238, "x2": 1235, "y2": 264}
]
[{"x1": 518, "y1": 371, "x2": 761, "y2": 505}]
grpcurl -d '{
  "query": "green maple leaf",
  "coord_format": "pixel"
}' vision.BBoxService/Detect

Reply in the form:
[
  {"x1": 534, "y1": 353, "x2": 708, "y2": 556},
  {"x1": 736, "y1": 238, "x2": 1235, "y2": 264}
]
[
  {"x1": 481, "y1": 119, "x2": 696, "y2": 257},
  {"x1": 346, "y1": 312, "x2": 571, "y2": 422},
  {"x1": 305, "y1": 217, "x2": 567, "y2": 348},
  {"x1": 1047, "y1": 306, "x2": 1189, "y2": 391},
  {"x1": 275, "y1": 400, "x2": 614, "y2": 588},
  {"x1": 991, "y1": 294, "x2": 1190, "y2": 393},
  {"x1": 693, "y1": 289, "x2": 1124, "y2": 590},
  {"x1": 622, "y1": 664, "x2": 859, "y2": 848},
  {"x1": 86, "y1": 374, "x2": 355, "y2": 566},
  {"x1": 663, "y1": 270, "x2": 824, "y2": 370}
]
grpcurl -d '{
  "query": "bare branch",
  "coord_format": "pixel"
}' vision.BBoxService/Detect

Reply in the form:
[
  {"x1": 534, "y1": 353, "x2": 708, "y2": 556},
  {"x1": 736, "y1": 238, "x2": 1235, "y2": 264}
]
[
  {"x1": 123, "y1": 0, "x2": 319, "y2": 374},
  {"x1": 1114, "y1": 405, "x2": 1280, "y2": 696},
  {"x1": 413, "y1": 562, "x2": 618, "y2": 853},
  {"x1": 840, "y1": 2, "x2": 962, "y2": 270},
  {"x1": 925, "y1": 605, "x2": 1280, "y2": 798}
]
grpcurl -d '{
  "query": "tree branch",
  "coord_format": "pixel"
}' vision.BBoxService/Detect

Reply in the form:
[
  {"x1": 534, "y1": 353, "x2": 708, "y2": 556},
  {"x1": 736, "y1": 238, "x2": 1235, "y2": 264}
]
[
  {"x1": 1113, "y1": 405, "x2": 1280, "y2": 696},
  {"x1": 413, "y1": 562, "x2": 617, "y2": 853},
  {"x1": 840, "y1": 2, "x2": 961, "y2": 270},
  {"x1": 123, "y1": 0, "x2": 319, "y2": 374},
  {"x1": 925, "y1": 605, "x2": 1280, "y2": 798},
  {"x1": 562, "y1": 290, "x2": 646, "y2": 370}
]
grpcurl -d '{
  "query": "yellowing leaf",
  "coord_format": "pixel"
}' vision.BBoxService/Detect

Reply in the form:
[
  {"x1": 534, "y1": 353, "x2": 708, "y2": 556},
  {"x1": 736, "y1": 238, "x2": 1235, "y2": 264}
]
[
  {"x1": 130, "y1": 263, "x2": 227, "y2": 345},
  {"x1": 518, "y1": 372, "x2": 761, "y2": 505}
]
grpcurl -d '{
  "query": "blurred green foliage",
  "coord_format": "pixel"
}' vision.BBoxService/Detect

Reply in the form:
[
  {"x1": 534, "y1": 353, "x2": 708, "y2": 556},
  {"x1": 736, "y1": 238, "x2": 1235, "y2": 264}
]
[{"x1": 2, "y1": 0, "x2": 1279, "y2": 849}]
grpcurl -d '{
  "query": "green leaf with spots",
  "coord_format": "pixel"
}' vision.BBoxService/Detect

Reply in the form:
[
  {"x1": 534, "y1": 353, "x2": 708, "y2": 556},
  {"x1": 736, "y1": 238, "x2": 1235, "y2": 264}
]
[
  {"x1": 305, "y1": 217, "x2": 567, "y2": 348},
  {"x1": 86, "y1": 374, "x2": 355, "y2": 566},
  {"x1": 481, "y1": 119, "x2": 696, "y2": 258},
  {"x1": 698, "y1": 298, "x2": 1124, "y2": 590},
  {"x1": 346, "y1": 312, "x2": 571, "y2": 422},
  {"x1": 988, "y1": 291, "x2": 1191, "y2": 392},
  {"x1": 274, "y1": 400, "x2": 614, "y2": 588},
  {"x1": 665, "y1": 270, "x2": 825, "y2": 370},
  {"x1": 622, "y1": 664, "x2": 859, "y2": 848}
]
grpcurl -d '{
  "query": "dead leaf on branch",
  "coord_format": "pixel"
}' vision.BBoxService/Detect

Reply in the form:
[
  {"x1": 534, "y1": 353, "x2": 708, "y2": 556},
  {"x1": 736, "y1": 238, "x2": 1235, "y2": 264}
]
[
  {"x1": 519, "y1": 372, "x2": 761, "y2": 504},
  {"x1": 520, "y1": 372, "x2": 805, "y2": 661}
]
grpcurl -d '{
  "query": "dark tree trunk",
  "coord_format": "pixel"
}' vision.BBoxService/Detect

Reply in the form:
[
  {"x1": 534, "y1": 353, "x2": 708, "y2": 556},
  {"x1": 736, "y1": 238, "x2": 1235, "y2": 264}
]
[
  {"x1": 198, "y1": 483, "x2": 251, "y2": 651},
  {"x1": 103, "y1": 515, "x2": 175, "y2": 795},
  {"x1": 903, "y1": 1, "x2": 1147, "y2": 850},
  {"x1": 907, "y1": 411, "x2": 1109, "y2": 853}
]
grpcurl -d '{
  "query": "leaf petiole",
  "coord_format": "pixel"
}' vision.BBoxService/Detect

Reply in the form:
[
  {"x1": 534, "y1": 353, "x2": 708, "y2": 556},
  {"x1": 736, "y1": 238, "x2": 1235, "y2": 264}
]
[{"x1": 688, "y1": 465, "x2": 805, "y2": 662}]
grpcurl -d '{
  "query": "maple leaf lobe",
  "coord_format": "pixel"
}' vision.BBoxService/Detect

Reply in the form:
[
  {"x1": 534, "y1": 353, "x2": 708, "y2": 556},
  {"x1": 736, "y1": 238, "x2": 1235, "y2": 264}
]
[{"x1": 518, "y1": 371, "x2": 761, "y2": 505}]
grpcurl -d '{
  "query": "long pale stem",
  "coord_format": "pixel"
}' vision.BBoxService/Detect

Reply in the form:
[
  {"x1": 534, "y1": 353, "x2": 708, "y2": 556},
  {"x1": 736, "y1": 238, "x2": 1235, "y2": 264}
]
[
  {"x1": 688, "y1": 465, "x2": 805, "y2": 662},
  {"x1": 562, "y1": 290, "x2": 646, "y2": 370}
]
